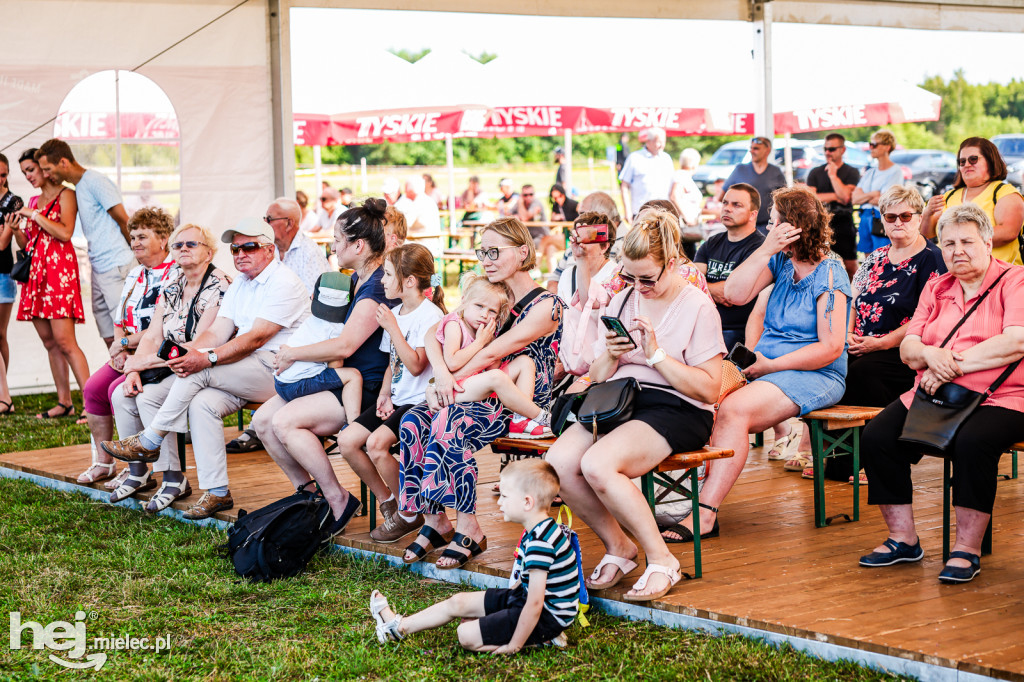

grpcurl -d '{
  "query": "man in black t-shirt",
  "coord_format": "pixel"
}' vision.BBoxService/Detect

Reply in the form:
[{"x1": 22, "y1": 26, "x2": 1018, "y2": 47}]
[
  {"x1": 805, "y1": 133, "x2": 861, "y2": 279},
  {"x1": 694, "y1": 183, "x2": 766, "y2": 350}
]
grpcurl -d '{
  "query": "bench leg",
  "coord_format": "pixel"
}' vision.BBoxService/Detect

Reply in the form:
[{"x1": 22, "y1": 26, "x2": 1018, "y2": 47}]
[
  {"x1": 176, "y1": 433, "x2": 187, "y2": 472},
  {"x1": 852, "y1": 426, "x2": 860, "y2": 522},
  {"x1": 689, "y1": 467, "x2": 702, "y2": 580},
  {"x1": 641, "y1": 472, "x2": 655, "y2": 512},
  {"x1": 943, "y1": 459, "x2": 952, "y2": 562},
  {"x1": 237, "y1": 409, "x2": 244, "y2": 431},
  {"x1": 754, "y1": 431, "x2": 764, "y2": 448},
  {"x1": 809, "y1": 420, "x2": 827, "y2": 528},
  {"x1": 370, "y1": 491, "x2": 377, "y2": 530},
  {"x1": 359, "y1": 481, "x2": 368, "y2": 518}
]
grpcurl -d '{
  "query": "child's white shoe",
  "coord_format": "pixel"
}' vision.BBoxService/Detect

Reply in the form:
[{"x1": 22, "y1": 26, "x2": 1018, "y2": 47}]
[
  {"x1": 507, "y1": 414, "x2": 552, "y2": 440},
  {"x1": 370, "y1": 590, "x2": 405, "y2": 643}
]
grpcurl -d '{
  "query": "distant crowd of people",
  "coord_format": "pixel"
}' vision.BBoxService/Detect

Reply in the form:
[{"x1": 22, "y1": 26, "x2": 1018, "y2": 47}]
[{"x1": 2, "y1": 128, "x2": 1023, "y2": 651}]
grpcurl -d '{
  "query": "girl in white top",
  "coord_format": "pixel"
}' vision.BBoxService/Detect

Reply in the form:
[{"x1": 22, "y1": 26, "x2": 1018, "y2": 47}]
[{"x1": 335, "y1": 244, "x2": 445, "y2": 542}]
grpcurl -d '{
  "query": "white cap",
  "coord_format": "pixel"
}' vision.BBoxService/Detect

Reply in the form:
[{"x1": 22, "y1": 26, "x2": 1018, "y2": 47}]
[{"x1": 221, "y1": 216, "x2": 274, "y2": 244}]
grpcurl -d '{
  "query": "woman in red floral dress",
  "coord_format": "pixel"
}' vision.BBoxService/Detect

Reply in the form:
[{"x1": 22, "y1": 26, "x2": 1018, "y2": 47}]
[{"x1": 8, "y1": 148, "x2": 91, "y2": 419}]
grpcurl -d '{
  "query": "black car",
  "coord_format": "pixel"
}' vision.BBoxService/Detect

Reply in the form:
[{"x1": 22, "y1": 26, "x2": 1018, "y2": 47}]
[
  {"x1": 993, "y1": 134, "x2": 1024, "y2": 191},
  {"x1": 890, "y1": 149, "x2": 957, "y2": 199}
]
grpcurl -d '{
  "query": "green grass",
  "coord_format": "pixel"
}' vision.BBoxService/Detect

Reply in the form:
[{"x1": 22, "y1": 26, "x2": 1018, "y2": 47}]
[{"x1": 0, "y1": 478, "x2": 912, "y2": 681}]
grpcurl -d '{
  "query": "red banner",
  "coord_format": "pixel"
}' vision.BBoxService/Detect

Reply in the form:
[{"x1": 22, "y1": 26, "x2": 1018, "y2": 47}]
[
  {"x1": 54, "y1": 112, "x2": 179, "y2": 140},
  {"x1": 774, "y1": 100, "x2": 942, "y2": 134}
]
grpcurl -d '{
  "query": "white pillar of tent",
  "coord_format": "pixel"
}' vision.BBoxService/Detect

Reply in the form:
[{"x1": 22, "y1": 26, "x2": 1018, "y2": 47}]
[
  {"x1": 445, "y1": 134, "x2": 457, "y2": 230},
  {"x1": 563, "y1": 129, "x2": 573, "y2": 194},
  {"x1": 268, "y1": 0, "x2": 295, "y2": 199},
  {"x1": 751, "y1": 0, "x2": 774, "y2": 141},
  {"x1": 313, "y1": 145, "x2": 323, "y2": 199},
  {"x1": 782, "y1": 132, "x2": 793, "y2": 185}
]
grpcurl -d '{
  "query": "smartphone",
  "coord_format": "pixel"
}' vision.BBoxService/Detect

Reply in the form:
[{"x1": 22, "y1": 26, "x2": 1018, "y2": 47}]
[
  {"x1": 726, "y1": 342, "x2": 758, "y2": 370},
  {"x1": 157, "y1": 339, "x2": 189, "y2": 361},
  {"x1": 599, "y1": 316, "x2": 637, "y2": 349},
  {"x1": 573, "y1": 224, "x2": 609, "y2": 244}
]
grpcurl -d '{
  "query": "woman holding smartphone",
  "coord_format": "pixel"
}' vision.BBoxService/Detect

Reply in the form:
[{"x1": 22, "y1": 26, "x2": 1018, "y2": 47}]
[
  {"x1": 547, "y1": 209, "x2": 725, "y2": 602},
  {"x1": 106, "y1": 223, "x2": 229, "y2": 510}
]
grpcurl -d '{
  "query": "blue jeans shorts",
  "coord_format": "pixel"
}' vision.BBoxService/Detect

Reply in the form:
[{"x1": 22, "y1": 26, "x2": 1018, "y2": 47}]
[
  {"x1": 275, "y1": 366, "x2": 346, "y2": 403},
  {"x1": 0, "y1": 274, "x2": 16, "y2": 304}
]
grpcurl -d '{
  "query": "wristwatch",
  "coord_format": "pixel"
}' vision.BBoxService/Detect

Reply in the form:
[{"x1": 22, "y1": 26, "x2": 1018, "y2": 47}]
[
  {"x1": 207, "y1": 350, "x2": 219, "y2": 366},
  {"x1": 645, "y1": 348, "x2": 667, "y2": 367}
]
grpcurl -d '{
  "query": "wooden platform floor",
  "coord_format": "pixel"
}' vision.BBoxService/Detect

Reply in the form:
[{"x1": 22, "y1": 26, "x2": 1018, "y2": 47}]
[{"x1": 3, "y1": 429, "x2": 1024, "y2": 680}]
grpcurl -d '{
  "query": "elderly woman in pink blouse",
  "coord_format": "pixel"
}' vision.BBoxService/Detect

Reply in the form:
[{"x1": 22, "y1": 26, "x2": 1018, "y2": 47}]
[{"x1": 858, "y1": 204, "x2": 1024, "y2": 584}]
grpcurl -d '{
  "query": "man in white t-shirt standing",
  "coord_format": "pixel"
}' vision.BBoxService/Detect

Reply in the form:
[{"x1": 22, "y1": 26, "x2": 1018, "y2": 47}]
[
  {"x1": 37, "y1": 138, "x2": 135, "y2": 346},
  {"x1": 618, "y1": 127, "x2": 674, "y2": 221},
  {"x1": 101, "y1": 217, "x2": 310, "y2": 519},
  {"x1": 395, "y1": 176, "x2": 442, "y2": 255}
]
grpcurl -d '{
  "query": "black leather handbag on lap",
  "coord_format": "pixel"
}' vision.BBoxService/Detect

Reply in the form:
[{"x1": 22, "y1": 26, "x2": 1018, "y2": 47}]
[{"x1": 898, "y1": 269, "x2": 1021, "y2": 456}]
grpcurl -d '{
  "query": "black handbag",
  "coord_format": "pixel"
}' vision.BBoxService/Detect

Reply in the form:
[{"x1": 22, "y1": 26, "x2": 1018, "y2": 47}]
[
  {"x1": 898, "y1": 269, "x2": 1021, "y2": 455},
  {"x1": 577, "y1": 376, "x2": 640, "y2": 439},
  {"x1": 10, "y1": 195, "x2": 60, "y2": 283}
]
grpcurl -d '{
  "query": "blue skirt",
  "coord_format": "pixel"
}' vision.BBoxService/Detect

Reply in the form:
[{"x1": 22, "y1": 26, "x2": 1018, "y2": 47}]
[{"x1": 755, "y1": 369, "x2": 846, "y2": 416}]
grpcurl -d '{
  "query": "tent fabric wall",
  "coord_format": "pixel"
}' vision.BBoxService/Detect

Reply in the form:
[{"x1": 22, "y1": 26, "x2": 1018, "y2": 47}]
[{"x1": 0, "y1": 0, "x2": 275, "y2": 237}]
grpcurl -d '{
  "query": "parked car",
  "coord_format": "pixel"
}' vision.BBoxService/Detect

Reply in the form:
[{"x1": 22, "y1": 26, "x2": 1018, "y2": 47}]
[
  {"x1": 889, "y1": 149, "x2": 958, "y2": 200},
  {"x1": 808, "y1": 141, "x2": 872, "y2": 174},
  {"x1": 993, "y1": 134, "x2": 1024, "y2": 191},
  {"x1": 692, "y1": 140, "x2": 749, "y2": 195},
  {"x1": 771, "y1": 140, "x2": 824, "y2": 184}
]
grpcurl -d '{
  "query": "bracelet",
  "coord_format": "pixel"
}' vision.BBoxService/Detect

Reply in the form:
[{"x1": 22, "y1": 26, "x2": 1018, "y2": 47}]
[{"x1": 31, "y1": 210, "x2": 40, "y2": 222}]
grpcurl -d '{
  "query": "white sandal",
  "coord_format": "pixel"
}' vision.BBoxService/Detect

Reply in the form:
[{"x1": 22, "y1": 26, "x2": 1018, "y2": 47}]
[
  {"x1": 623, "y1": 563, "x2": 681, "y2": 602},
  {"x1": 767, "y1": 426, "x2": 801, "y2": 461},
  {"x1": 369, "y1": 590, "x2": 404, "y2": 643},
  {"x1": 587, "y1": 554, "x2": 639, "y2": 590},
  {"x1": 77, "y1": 461, "x2": 117, "y2": 484},
  {"x1": 109, "y1": 470, "x2": 155, "y2": 503},
  {"x1": 145, "y1": 476, "x2": 192, "y2": 513},
  {"x1": 104, "y1": 467, "x2": 130, "y2": 491}
]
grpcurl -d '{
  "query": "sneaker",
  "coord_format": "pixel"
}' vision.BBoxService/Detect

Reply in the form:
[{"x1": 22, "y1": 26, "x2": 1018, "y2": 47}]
[
  {"x1": 370, "y1": 498, "x2": 423, "y2": 543},
  {"x1": 507, "y1": 414, "x2": 552, "y2": 440},
  {"x1": 182, "y1": 491, "x2": 234, "y2": 520}
]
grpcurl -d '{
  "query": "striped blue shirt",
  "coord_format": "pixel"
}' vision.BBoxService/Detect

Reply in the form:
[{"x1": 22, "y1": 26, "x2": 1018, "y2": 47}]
[{"x1": 515, "y1": 517, "x2": 580, "y2": 627}]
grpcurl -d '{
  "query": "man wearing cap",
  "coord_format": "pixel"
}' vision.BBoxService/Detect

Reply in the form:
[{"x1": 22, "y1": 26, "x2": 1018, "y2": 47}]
[
  {"x1": 721, "y1": 136, "x2": 787, "y2": 234},
  {"x1": 496, "y1": 179, "x2": 518, "y2": 217},
  {"x1": 265, "y1": 197, "x2": 329, "y2": 294},
  {"x1": 101, "y1": 217, "x2": 310, "y2": 520},
  {"x1": 618, "y1": 127, "x2": 674, "y2": 221},
  {"x1": 316, "y1": 187, "x2": 345, "y2": 234}
]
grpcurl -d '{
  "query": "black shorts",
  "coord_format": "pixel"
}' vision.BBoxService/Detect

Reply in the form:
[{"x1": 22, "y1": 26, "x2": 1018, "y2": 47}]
[
  {"x1": 327, "y1": 381, "x2": 381, "y2": 420},
  {"x1": 628, "y1": 387, "x2": 714, "y2": 453},
  {"x1": 830, "y1": 215, "x2": 857, "y2": 261},
  {"x1": 351, "y1": 401, "x2": 417, "y2": 438},
  {"x1": 478, "y1": 587, "x2": 566, "y2": 647}
]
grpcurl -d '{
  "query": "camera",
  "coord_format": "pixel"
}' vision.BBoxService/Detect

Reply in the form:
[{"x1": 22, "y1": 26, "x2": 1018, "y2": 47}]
[{"x1": 0, "y1": 192, "x2": 24, "y2": 220}]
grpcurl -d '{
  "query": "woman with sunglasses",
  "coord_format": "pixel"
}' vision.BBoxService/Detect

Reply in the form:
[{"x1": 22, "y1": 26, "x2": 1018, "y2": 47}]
[
  {"x1": 674, "y1": 186, "x2": 850, "y2": 544},
  {"x1": 77, "y1": 208, "x2": 178, "y2": 488},
  {"x1": 107, "y1": 224, "x2": 229, "y2": 509},
  {"x1": 399, "y1": 217, "x2": 563, "y2": 570},
  {"x1": 853, "y1": 129, "x2": 904, "y2": 255},
  {"x1": 921, "y1": 136, "x2": 1024, "y2": 266},
  {"x1": 547, "y1": 210, "x2": 725, "y2": 602}
]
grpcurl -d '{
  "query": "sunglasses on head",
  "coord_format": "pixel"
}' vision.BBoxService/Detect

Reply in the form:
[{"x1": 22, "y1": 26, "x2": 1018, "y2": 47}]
[
  {"x1": 618, "y1": 264, "x2": 666, "y2": 289},
  {"x1": 958, "y1": 155, "x2": 981, "y2": 167},
  {"x1": 882, "y1": 212, "x2": 918, "y2": 224},
  {"x1": 230, "y1": 241, "x2": 267, "y2": 255},
  {"x1": 171, "y1": 240, "x2": 202, "y2": 250},
  {"x1": 823, "y1": 146, "x2": 841, "y2": 152}
]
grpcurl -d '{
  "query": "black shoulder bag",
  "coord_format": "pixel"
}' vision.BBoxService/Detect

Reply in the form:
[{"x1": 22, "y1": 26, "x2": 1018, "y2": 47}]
[
  {"x1": 898, "y1": 269, "x2": 1022, "y2": 456},
  {"x1": 140, "y1": 265, "x2": 215, "y2": 385},
  {"x1": 10, "y1": 194, "x2": 60, "y2": 283}
]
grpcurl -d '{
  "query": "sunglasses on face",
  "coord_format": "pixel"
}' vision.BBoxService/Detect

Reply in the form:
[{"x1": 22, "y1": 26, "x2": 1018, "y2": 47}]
[
  {"x1": 618, "y1": 264, "x2": 666, "y2": 289},
  {"x1": 171, "y1": 240, "x2": 202, "y2": 250},
  {"x1": 823, "y1": 146, "x2": 841, "y2": 152},
  {"x1": 882, "y1": 212, "x2": 918, "y2": 224},
  {"x1": 751, "y1": 137, "x2": 770, "y2": 146},
  {"x1": 230, "y1": 241, "x2": 267, "y2": 255},
  {"x1": 958, "y1": 155, "x2": 981, "y2": 167},
  {"x1": 264, "y1": 215, "x2": 289, "y2": 224},
  {"x1": 475, "y1": 245, "x2": 518, "y2": 262},
  {"x1": 868, "y1": 142, "x2": 883, "y2": 149}
]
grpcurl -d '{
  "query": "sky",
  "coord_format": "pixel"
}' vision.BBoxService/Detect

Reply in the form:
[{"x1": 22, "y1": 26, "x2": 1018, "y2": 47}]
[{"x1": 290, "y1": 8, "x2": 1024, "y2": 88}]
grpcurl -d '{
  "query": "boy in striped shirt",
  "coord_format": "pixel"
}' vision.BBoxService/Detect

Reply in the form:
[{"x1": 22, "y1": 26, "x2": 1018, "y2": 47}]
[{"x1": 370, "y1": 459, "x2": 580, "y2": 652}]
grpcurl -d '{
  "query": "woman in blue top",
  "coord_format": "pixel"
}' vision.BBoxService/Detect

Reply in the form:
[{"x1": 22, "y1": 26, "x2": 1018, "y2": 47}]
[
  {"x1": 853, "y1": 129, "x2": 905, "y2": 254},
  {"x1": 254, "y1": 199, "x2": 398, "y2": 535},
  {"x1": 668, "y1": 186, "x2": 851, "y2": 542}
]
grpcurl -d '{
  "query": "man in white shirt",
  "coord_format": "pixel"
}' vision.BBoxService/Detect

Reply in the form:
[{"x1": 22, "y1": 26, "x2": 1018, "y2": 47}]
[
  {"x1": 101, "y1": 217, "x2": 310, "y2": 519},
  {"x1": 266, "y1": 197, "x2": 329, "y2": 294},
  {"x1": 618, "y1": 127, "x2": 675, "y2": 221},
  {"x1": 316, "y1": 188, "x2": 345, "y2": 234},
  {"x1": 395, "y1": 176, "x2": 442, "y2": 255}
]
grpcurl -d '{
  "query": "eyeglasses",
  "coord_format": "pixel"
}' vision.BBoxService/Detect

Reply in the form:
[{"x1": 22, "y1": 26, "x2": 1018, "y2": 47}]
[
  {"x1": 882, "y1": 212, "x2": 919, "y2": 224},
  {"x1": 171, "y1": 240, "x2": 202, "y2": 250},
  {"x1": 264, "y1": 215, "x2": 289, "y2": 224},
  {"x1": 618, "y1": 264, "x2": 666, "y2": 290},
  {"x1": 823, "y1": 146, "x2": 841, "y2": 153},
  {"x1": 320, "y1": 197, "x2": 331, "y2": 203},
  {"x1": 958, "y1": 155, "x2": 981, "y2": 167},
  {"x1": 475, "y1": 246, "x2": 518, "y2": 262},
  {"x1": 230, "y1": 241, "x2": 268, "y2": 255}
]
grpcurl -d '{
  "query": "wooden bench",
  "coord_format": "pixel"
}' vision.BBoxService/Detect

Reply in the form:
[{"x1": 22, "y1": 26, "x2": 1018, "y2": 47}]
[
  {"x1": 440, "y1": 249, "x2": 478, "y2": 285},
  {"x1": 490, "y1": 436, "x2": 733, "y2": 579}
]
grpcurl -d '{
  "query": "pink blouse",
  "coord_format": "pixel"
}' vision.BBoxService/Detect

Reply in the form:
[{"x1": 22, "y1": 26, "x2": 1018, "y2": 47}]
[{"x1": 901, "y1": 258, "x2": 1024, "y2": 411}]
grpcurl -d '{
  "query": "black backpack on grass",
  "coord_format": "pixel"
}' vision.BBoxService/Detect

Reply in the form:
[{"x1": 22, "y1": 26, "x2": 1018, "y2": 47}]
[{"x1": 221, "y1": 481, "x2": 334, "y2": 582}]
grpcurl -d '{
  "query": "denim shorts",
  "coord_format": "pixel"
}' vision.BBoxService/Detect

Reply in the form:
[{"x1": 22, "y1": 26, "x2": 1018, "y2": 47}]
[
  {"x1": 0, "y1": 274, "x2": 16, "y2": 304},
  {"x1": 275, "y1": 366, "x2": 346, "y2": 403}
]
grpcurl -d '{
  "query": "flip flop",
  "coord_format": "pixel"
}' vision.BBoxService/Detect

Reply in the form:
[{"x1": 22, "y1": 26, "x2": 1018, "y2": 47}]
[
  {"x1": 435, "y1": 533, "x2": 487, "y2": 570},
  {"x1": 402, "y1": 526, "x2": 455, "y2": 565},
  {"x1": 623, "y1": 563, "x2": 681, "y2": 602},
  {"x1": 0, "y1": 399, "x2": 14, "y2": 416},
  {"x1": 36, "y1": 402, "x2": 74, "y2": 419},
  {"x1": 587, "y1": 553, "x2": 639, "y2": 590}
]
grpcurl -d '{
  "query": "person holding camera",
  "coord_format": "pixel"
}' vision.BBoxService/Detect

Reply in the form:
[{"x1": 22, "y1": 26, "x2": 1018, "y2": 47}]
[
  {"x1": 105, "y1": 223, "x2": 229, "y2": 510},
  {"x1": 0, "y1": 154, "x2": 20, "y2": 414},
  {"x1": 4, "y1": 148, "x2": 89, "y2": 420}
]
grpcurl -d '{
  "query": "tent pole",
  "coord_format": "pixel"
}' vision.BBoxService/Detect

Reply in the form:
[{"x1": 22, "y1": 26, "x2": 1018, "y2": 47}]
[
  {"x1": 268, "y1": 0, "x2": 295, "y2": 198},
  {"x1": 445, "y1": 134, "x2": 456, "y2": 232},
  {"x1": 360, "y1": 158, "x2": 368, "y2": 194},
  {"x1": 563, "y1": 129, "x2": 573, "y2": 194},
  {"x1": 313, "y1": 145, "x2": 323, "y2": 200},
  {"x1": 783, "y1": 132, "x2": 793, "y2": 185},
  {"x1": 751, "y1": 0, "x2": 774, "y2": 140}
]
